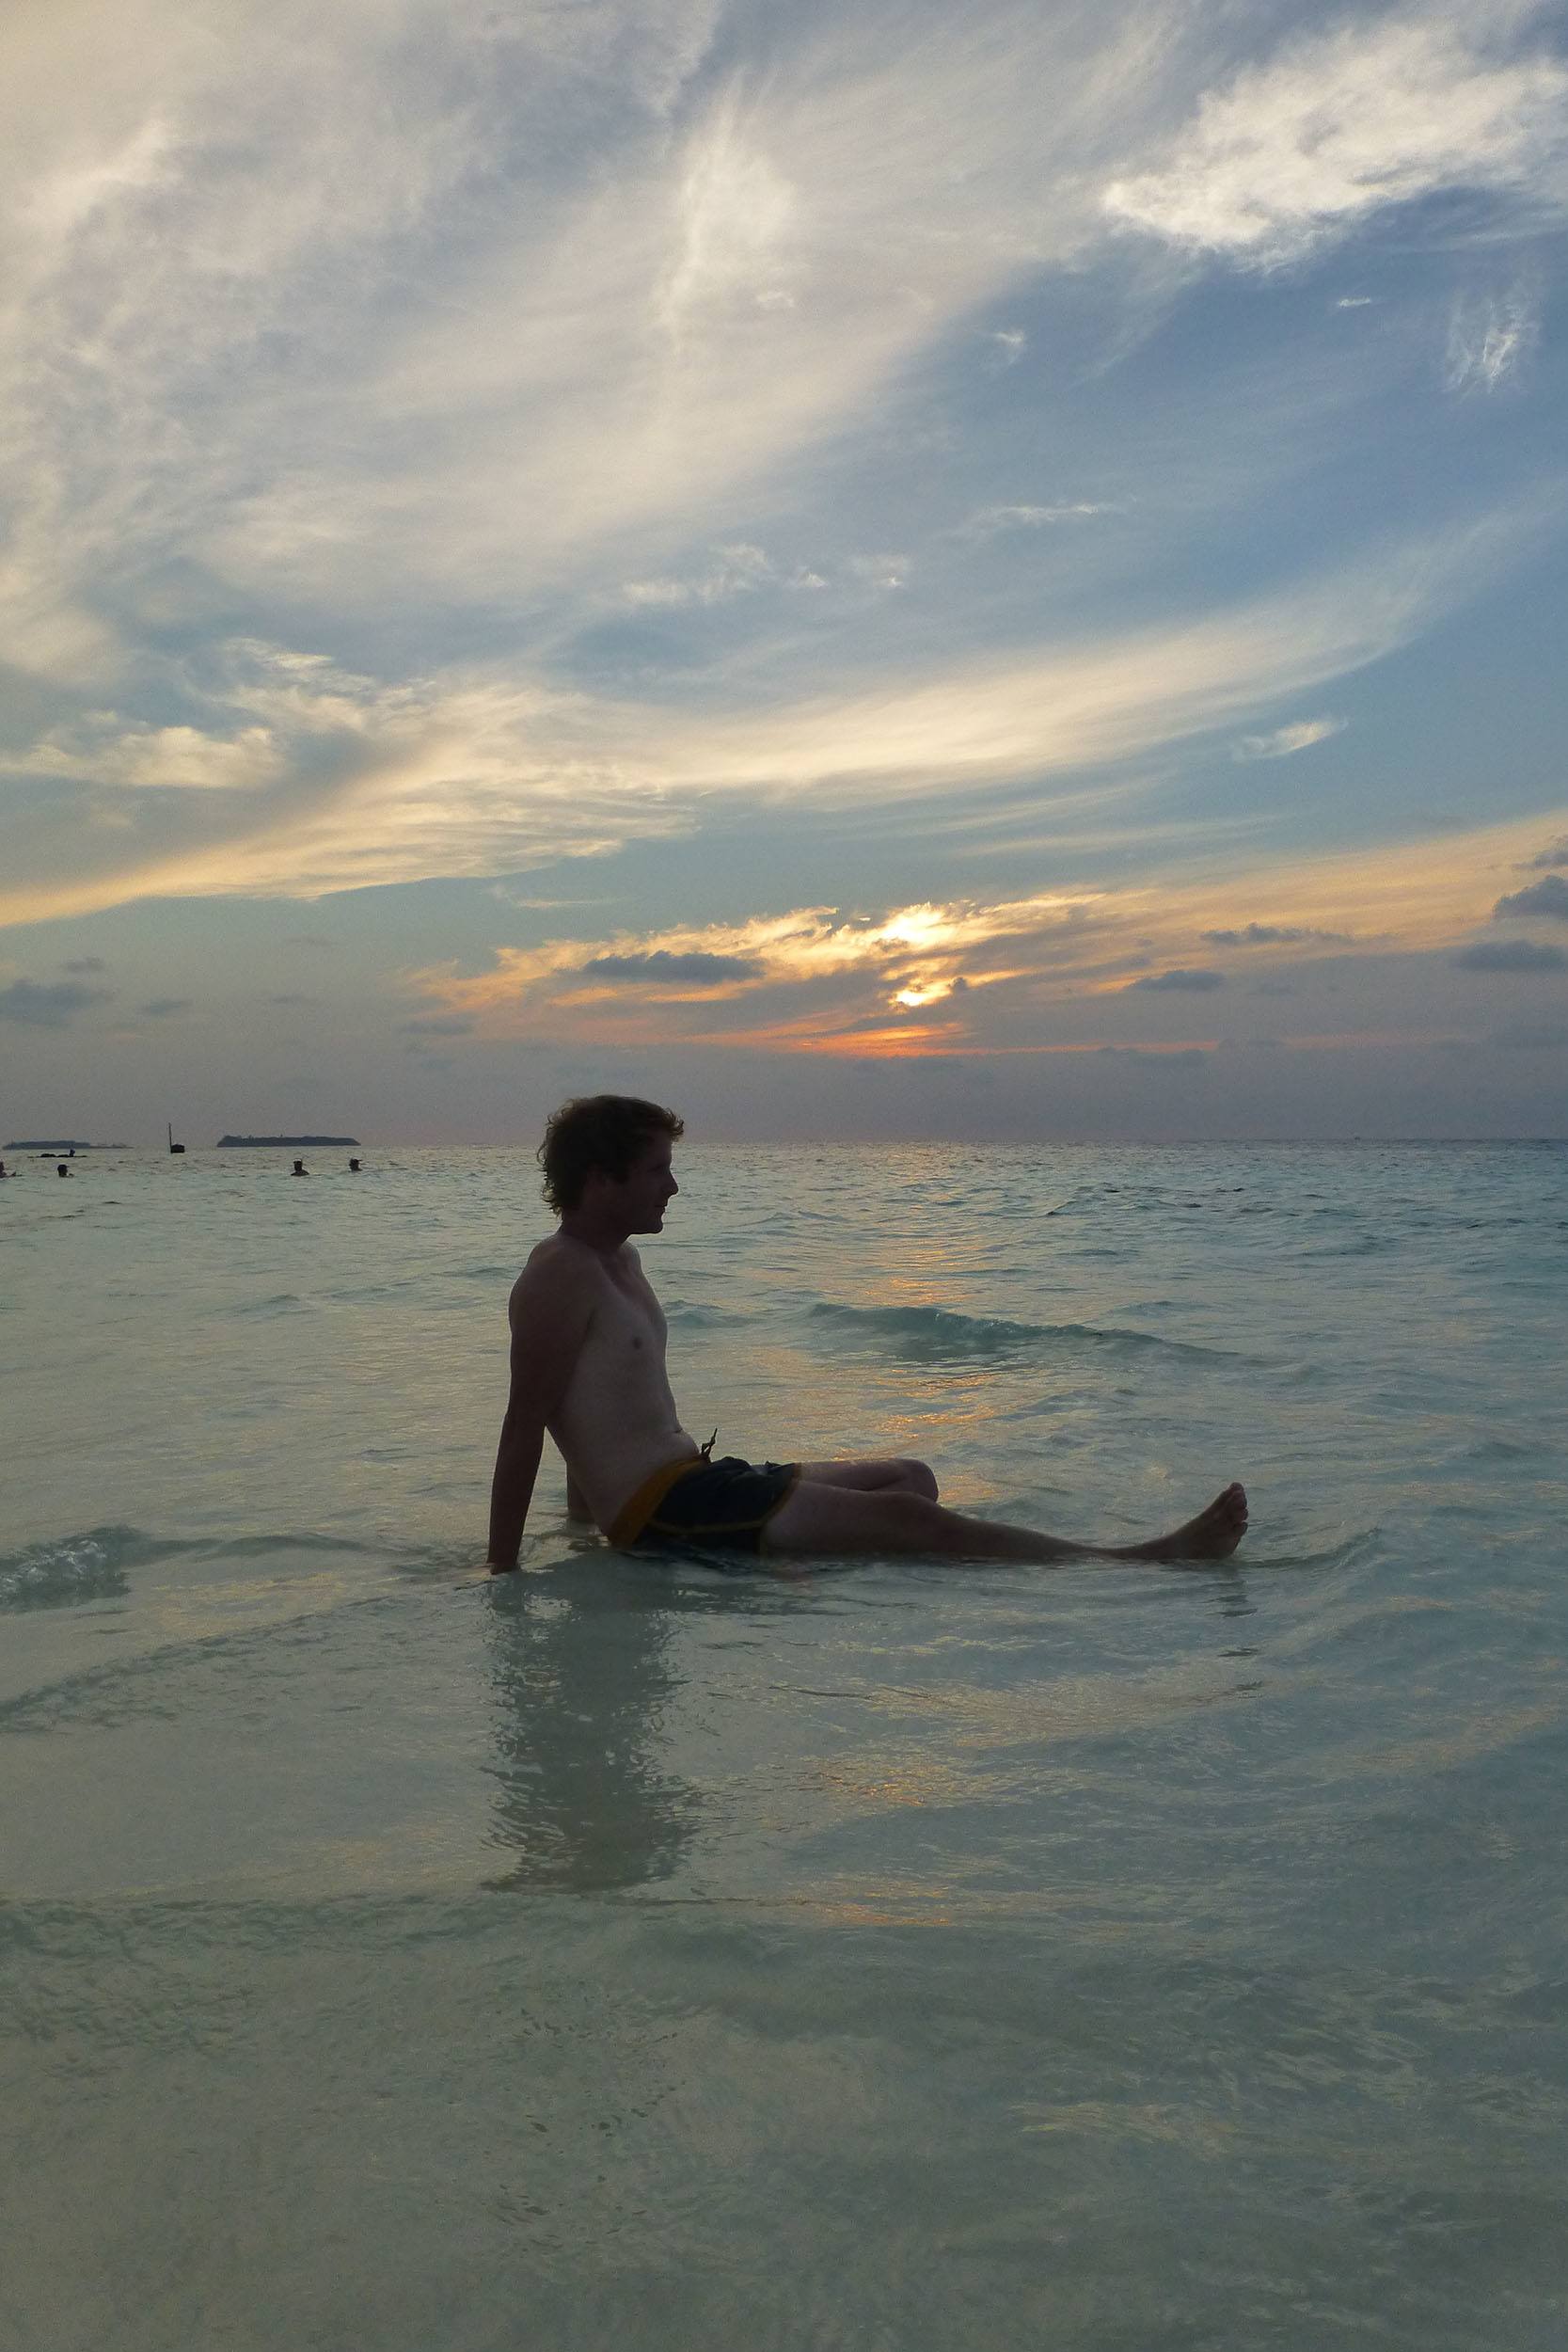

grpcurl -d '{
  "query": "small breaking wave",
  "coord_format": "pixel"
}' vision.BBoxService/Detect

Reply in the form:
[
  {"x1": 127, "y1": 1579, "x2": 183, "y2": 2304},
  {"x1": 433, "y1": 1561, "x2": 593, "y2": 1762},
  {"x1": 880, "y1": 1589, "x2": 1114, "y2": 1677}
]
[
  {"x1": 806, "y1": 1301, "x2": 1243, "y2": 1365},
  {"x1": 0, "y1": 1526, "x2": 156, "y2": 1612},
  {"x1": 665, "y1": 1300, "x2": 756, "y2": 1329}
]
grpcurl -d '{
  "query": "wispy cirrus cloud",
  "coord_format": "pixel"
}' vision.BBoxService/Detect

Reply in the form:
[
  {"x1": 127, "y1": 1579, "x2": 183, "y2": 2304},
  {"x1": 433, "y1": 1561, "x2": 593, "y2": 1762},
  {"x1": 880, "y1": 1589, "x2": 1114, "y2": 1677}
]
[
  {"x1": 1103, "y1": 14, "x2": 1568, "y2": 267},
  {"x1": 1447, "y1": 284, "x2": 1539, "y2": 391},
  {"x1": 0, "y1": 526, "x2": 1493, "y2": 924},
  {"x1": 954, "y1": 502, "x2": 1114, "y2": 541},
  {"x1": 623, "y1": 543, "x2": 778, "y2": 607},
  {"x1": 6, "y1": 0, "x2": 1568, "y2": 1149},
  {"x1": 1233, "y1": 717, "x2": 1346, "y2": 761}
]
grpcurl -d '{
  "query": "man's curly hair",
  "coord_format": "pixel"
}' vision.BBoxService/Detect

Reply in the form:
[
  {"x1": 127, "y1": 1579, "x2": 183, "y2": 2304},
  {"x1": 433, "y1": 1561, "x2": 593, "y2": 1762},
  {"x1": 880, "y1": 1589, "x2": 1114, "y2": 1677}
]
[{"x1": 538, "y1": 1095, "x2": 684, "y2": 1214}]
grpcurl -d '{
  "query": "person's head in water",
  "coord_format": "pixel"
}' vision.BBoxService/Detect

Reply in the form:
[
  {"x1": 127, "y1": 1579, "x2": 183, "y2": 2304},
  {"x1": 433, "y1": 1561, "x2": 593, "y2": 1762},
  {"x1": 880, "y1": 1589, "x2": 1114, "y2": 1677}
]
[{"x1": 539, "y1": 1094, "x2": 683, "y2": 1236}]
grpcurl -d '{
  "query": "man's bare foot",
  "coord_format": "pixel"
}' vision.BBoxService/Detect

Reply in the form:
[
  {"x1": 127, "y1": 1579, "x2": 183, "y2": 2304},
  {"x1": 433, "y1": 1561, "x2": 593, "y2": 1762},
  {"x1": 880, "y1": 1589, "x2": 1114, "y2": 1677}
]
[{"x1": 1120, "y1": 1482, "x2": 1248, "y2": 1563}]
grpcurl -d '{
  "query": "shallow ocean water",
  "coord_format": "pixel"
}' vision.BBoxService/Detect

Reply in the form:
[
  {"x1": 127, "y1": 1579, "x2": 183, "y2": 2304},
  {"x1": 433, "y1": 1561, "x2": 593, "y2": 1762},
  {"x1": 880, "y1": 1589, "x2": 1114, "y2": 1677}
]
[{"x1": 3, "y1": 1140, "x2": 1566, "y2": 2348}]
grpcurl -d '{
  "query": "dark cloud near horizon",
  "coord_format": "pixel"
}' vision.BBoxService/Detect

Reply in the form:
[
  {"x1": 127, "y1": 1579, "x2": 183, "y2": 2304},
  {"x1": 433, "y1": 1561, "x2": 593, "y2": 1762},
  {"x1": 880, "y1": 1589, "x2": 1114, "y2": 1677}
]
[
  {"x1": 580, "y1": 950, "x2": 764, "y2": 986},
  {"x1": 269, "y1": 993, "x2": 319, "y2": 1006},
  {"x1": 138, "y1": 996, "x2": 191, "y2": 1018},
  {"x1": 1523, "y1": 839, "x2": 1568, "y2": 871},
  {"x1": 1095, "y1": 1045, "x2": 1212, "y2": 1065},
  {"x1": 61, "y1": 955, "x2": 108, "y2": 974},
  {"x1": 1493, "y1": 874, "x2": 1568, "y2": 922},
  {"x1": 400, "y1": 1013, "x2": 476, "y2": 1037},
  {"x1": 1453, "y1": 939, "x2": 1568, "y2": 973},
  {"x1": 1201, "y1": 923, "x2": 1349, "y2": 946},
  {"x1": 1127, "y1": 967, "x2": 1226, "y2": 992},
  {"x1": 0, "y1": 978, "x2": 115, "y2": 1026},
  {"x1": 1489, "y1": 1022, "x2": 1568, "y2": 1049}
]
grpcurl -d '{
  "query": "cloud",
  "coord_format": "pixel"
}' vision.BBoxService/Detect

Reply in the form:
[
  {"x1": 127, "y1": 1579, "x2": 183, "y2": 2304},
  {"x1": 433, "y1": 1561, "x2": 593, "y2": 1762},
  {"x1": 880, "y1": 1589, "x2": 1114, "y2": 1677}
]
[
  {"x1": 61, "y1": 955, "x2": 108, "y2": 973},
  {"x1": 1201, "y1": 923, "x2": 1350, "y2": 946},
  {"x1": 1103, "y1": 18, "x2": 1568, "y2": 267},
  {"x1": 1095, "y1": 1045, "x2": 1212, "y2": 1066},
  {"x1": 1493, "y1": 874, "x2": 1568, "y2": 921},
  {"x1": 623, "y1": 543, "x2": 774, "y2": 607},
  {"x1": 955, "y1": 503, "x2": 1112, "y2": 541},
  {"x1": 137, "y1": 995, "x2": 191, "y2": 1017},
  {"x1": 1453, "y1": 939, "x2": 1568, "y2": 972},
  {"x1": 1233, "y1": 717, "x2": 1345, "y2": 761},
  {"x1": 398, "y1": 1012, "x2": 475, "y2": 1036},
  {"x1": 0, "y1": 978, "x2": 114, "y2": 1026},
  {"x1": 411, "y1": 886, "x2": 1115, "y2": 1054},
  {"x1": 1523, "y1": 838, "x2": 1568, "y2": 871},
  {"x1": 3, "y1": 524, "x2": 1483, "y2": 924},
  {"x1": 24, "y1": 723, "x2": 283, "y2": 790},
  {"x1": 578, "y1": 949, "x2": 764, "y2": 986},
  {"x1": 398, "y1": 803, "x2": 1568, "y2": 1062},
  {"x1": 1489, "y1": 1021, "x2": 1568, "y2": 1049},
  {"x1": 1446, "y1": 285, "x2": 1538, "y2": 392},
  {"x1": 1127, "y1": 967, "x2": 1226, "y2": 992}
]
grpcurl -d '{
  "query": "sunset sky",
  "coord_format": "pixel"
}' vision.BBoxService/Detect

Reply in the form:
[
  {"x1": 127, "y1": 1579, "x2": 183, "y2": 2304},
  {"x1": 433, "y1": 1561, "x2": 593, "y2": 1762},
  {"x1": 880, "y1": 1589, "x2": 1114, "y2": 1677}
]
[{"x1": 4, "y1": 0, "x2": 1567, "y2": 1142}]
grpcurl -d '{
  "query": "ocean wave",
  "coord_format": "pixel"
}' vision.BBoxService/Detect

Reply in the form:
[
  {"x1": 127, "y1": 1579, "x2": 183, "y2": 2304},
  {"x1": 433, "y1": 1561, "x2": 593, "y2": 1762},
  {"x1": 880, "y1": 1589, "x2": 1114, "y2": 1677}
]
[
  {"x1": 0, "y1": 1525, "x2": 154, "y2": 1612},
  {"x1": 806, "y1": 1300, "x2": 1243, "y2": 1365}
]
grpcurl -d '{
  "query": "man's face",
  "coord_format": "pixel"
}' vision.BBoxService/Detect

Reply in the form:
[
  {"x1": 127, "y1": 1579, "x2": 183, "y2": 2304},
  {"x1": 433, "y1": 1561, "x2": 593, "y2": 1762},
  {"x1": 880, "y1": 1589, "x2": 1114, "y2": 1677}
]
[{"x1": 615, "y1": 1137, "x2": 678, "y2": 1232}]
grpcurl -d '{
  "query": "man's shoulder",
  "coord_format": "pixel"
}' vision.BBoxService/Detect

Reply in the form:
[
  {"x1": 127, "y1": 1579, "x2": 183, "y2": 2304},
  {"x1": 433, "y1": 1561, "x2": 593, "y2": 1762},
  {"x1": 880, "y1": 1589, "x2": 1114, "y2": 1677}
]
[{"x1": 511, "y1": 1232, "x2": 622, "y2": 1309}]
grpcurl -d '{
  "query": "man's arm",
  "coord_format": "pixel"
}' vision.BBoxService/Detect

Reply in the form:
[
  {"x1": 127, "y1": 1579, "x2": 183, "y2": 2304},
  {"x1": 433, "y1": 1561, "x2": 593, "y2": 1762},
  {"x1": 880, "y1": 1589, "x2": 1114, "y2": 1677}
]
[{"x1": 486, "y1": 1261, "x2": 594, "y2": 1572}]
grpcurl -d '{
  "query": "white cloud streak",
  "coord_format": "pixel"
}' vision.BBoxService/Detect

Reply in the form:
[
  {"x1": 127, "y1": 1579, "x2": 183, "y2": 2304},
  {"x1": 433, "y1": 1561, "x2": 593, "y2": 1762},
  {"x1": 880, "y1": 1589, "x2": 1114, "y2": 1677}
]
[
  {"x1": 1446, "y1": 284, "x2": 1540, "y2": 389},
  {"x1": 0, "y1": 514, "x2": 1540, "y2": 921},
  {"x1": 2, "y1": 0, "x2": 1565, "y2": 945},
  {"x1": 1104, "y1": 13, "x2": 1568, "y2": 266},
  {"x1": 1233, "y1": 716, "x2": 1347, "y2": 761}
]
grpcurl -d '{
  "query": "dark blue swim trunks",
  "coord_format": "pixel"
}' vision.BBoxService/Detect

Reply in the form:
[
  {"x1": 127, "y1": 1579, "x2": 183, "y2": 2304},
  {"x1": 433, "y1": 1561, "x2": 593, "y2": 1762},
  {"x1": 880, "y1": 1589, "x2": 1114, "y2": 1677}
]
[{"x1": 610, "y1": 1454, "x2": 800, "y2": 1555}]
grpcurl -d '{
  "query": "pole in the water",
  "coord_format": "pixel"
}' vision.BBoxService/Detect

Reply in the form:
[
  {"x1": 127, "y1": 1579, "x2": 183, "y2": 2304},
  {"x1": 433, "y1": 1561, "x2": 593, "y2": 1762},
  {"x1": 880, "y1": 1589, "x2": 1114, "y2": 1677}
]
[{"x1": 168, "y1": 1121, "x2": 185, "y2": 1155}]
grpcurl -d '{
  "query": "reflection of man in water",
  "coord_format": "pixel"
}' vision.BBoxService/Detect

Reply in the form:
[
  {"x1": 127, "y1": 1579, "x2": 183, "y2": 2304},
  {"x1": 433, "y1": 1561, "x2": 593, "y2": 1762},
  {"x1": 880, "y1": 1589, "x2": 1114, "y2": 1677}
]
[{"x1": 486, "y1": 1096, "x2": 1247, "y2": 1574}]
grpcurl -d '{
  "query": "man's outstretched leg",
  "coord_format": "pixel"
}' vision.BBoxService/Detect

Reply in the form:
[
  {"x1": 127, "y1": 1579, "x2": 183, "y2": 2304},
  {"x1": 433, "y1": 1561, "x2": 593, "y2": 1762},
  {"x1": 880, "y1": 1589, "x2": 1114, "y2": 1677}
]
[{"x1": 763, "y1": 1477, "x2": 1247, "y2": 1565}]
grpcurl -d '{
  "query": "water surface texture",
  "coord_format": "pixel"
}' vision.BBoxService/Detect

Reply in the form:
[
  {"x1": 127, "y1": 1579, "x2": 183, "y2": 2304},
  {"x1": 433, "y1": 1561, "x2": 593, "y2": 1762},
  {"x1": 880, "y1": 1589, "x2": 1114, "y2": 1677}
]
[{"x1": 4, "y1": 1142, "x2": 1566, "y2": 2348}]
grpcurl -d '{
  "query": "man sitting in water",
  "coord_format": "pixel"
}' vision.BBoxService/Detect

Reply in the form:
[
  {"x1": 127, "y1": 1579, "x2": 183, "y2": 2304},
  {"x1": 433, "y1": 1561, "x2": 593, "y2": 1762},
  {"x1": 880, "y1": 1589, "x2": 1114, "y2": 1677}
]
[{"x1": 486, "y1": 1094, "x2": 1247, "y2": 1573}]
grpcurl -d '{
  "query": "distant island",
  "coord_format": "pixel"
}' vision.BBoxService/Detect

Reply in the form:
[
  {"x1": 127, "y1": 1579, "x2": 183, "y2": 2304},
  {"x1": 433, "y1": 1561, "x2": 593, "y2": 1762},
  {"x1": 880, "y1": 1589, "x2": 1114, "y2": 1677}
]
[
  {"x1": 6, "y1": 1138, "x2": 129, "y2": 1151},
  {"x1": 216, "y1": 1134, "x2": 360, "y2": 1148}
]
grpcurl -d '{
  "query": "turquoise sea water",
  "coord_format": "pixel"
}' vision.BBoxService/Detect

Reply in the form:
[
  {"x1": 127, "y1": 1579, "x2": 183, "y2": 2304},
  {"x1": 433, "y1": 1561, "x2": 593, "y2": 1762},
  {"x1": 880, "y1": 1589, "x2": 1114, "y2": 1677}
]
[{"x1": 4, "y1": 1141, "x2": 1566, "y2": 2348}]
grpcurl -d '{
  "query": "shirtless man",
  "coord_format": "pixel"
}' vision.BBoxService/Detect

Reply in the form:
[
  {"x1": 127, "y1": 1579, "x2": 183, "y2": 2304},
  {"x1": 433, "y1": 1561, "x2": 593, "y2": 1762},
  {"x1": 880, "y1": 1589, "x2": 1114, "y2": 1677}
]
[{"x1": 486, "y1": 1095, "x2": 1248, "y2": 1573}]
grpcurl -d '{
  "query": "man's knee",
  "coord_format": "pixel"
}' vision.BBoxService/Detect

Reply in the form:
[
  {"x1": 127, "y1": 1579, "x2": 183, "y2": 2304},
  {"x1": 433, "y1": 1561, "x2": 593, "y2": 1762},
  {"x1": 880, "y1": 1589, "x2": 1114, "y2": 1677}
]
[
  {"x1": 895, "y1": 1457, "x2": 939, "y2": 1501},
  {"x1": 878, "y1": 1488, "x2": 948, "y2": 1542}
]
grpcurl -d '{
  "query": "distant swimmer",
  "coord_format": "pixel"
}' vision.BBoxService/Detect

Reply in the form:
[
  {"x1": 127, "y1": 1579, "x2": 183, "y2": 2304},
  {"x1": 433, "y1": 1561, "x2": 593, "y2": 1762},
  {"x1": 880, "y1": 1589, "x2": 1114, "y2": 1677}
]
[
  {"x1": 348, "y1": 1157, "x2": 361, "y2": 1172},
  {"x1": 292, "y1": 1159, "x2": 309, "y2": 1176},
  {"x1": 0, "y1": 1160, "x2": 11, "y2": 1178},
  {"x1": 485, "y1": 1094, "x2": 1249, "y2": 1574},
  {"x1": 56, "y1": 1163, "x2": 72, "y2": 1178}
]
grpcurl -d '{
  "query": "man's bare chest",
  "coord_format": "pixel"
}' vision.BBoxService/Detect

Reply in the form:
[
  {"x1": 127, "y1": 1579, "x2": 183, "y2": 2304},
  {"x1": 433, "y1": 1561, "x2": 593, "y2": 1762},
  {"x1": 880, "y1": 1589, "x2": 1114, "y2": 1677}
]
[{"x1": 583, "y1": 1269, "x2": 667, "y2": 1371}]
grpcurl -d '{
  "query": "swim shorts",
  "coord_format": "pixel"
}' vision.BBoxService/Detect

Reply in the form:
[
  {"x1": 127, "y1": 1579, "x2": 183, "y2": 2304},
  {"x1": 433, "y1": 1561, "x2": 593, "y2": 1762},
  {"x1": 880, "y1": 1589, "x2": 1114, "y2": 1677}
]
[{"x1": 610, "y1": 1454, "x2": 800, "y2": 1555}]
